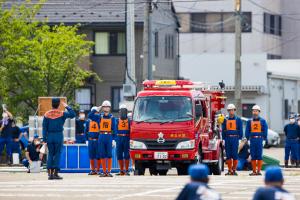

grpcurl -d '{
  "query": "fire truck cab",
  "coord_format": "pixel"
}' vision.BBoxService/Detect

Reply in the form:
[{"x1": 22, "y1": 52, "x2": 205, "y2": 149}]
[{"x1": 130, "y1": 80, "x2": 226, "y2": 176}]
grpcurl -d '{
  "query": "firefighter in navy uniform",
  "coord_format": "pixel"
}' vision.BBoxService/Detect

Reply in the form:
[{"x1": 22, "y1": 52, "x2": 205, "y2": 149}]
[
  {"x1": 116, "y1": 104, "x2": 131, "y2": 176},
  {"x1": 85, "y1": 106, "x2": 101, "y2": 175},
  {"x1": 222, "y1": 104, "x2": 243, "y2": 175},
  {"x1": 245, "y1": 105, "x2": 268, "y2": 176},
  {"x1": 75, "y1": 110, "x2": 87, "y2": 144},
  {"x1": 42, "y1": 98, "x2": 75, "y2": 180},
  {"x1": 284, "y1": 115, "x2": 300, "y2": 168},
  {"x1": 253, "y1": 166, "x2": 295, "y2": 200},
  {"x1": 176, "y1": 164, "x2": 222, "y2": 200}
]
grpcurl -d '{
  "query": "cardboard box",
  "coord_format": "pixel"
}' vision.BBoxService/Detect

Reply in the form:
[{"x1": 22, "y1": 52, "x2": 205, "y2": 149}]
[{"x1": 38, "y1": 97, "x2": 67, "y2": 116}]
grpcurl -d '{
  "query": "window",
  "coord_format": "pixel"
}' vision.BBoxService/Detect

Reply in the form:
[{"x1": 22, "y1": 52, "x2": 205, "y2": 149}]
[
  {"x1": 191, "y1": 12, "x2": 252, "y2": 33},
  {"x1": 154, "y1": 32, "x2": 159, "y2": 57},
  {"x1": 267, "y1": 54, "x2": 282, "y2": 59},
  {"x1": 284, "y1": 99, "x2": 289, "y2": 119},
  {"x1": 165, "y1": 34, "x2": 174, "y2": 59},
  {"x1": 264, "y1": 13, "x2": 282, "y2": 36},
  {"x1": 242, "y1": 104, "x2": 255, "y2": 118},
  {"x1": 75, "y1": 88, "x2": 92, "y2": 111},
  {"x1": 95, "y1": 32, "x2": 125, "y2": 55},
  {"x1": 111, "y1": 87, "x2": 124, "y2": 112}
]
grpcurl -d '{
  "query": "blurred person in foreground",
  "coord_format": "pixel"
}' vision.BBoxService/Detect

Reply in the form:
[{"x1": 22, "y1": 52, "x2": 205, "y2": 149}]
[
  {"x1": 176, "y1": 164, "x2": 222, "y2": 200},
  {"x1": 22, "y1": 135, "x2": 44, "y2": 173},
  {"x1": 253, "y1": 166, "x2": 295, "y2": 200}
]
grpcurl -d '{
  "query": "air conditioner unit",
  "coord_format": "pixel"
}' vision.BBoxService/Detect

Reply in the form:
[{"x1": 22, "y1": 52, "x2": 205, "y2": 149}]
[{"x1": 123, "y1": 84, "x2": 136, "y2": 97}]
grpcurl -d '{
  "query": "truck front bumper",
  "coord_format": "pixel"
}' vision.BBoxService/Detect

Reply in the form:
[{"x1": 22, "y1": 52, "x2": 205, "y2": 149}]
[{"x1": 130, "y1": 149, "x2": 196, "y2": 161}]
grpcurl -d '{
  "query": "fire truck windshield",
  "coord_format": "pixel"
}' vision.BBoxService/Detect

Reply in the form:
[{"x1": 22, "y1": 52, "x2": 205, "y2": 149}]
[{"x1": 133, "y1": 96, "x2": 193, "y2": 123}]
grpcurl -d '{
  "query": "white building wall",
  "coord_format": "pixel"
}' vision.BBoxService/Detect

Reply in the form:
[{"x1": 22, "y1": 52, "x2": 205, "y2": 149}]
[{"x1": 175, "y1": 0, "x2": 282, "y2": 56}]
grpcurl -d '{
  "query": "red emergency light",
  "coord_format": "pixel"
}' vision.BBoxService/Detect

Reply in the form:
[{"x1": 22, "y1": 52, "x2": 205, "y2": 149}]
[{"x1": 143, "y1": 80, "x2": 194, "y2": 88}]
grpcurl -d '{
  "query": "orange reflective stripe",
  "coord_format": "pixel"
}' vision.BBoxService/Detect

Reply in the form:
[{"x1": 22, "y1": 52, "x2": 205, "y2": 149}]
[
  {"x1": 251, "y1": 121, "x2": 262, "y2": 133},
  {"x1": 118, "y1": 119, "x2": 129, "y2": 131},
  {"x1": 226, "y1": 120, "x2": 237, "y2": 131},
  {"x1": 89, "y1": 121, "x2": 99, "y2": 132},
  {"x1": 100, "y1": 118, "x2": 112, "y2": 132}
]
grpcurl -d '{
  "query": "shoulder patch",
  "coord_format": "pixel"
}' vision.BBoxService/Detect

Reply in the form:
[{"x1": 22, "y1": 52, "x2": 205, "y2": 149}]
[{"x1": 45, "y1": 109, "x2": 63, "y2": 119}]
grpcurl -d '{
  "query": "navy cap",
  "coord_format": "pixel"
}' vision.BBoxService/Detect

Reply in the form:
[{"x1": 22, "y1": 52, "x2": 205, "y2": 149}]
[
  {"x1": 188, "y1": 164, "x2": 209, "y2": 180},
  {"x1": 79, "y1": 109, "x2": 85, "y2": 113},
  {"x1": 289, "y1": 115, "x2": 295, "y2": 119},
  {"x1": 265, "y1": 166, "x2": 283, "y2": 182},
  {"x1": 33, "y1": 134, "x2": 39, "y2": 139},
  {"x1": 52, "y1": 97, "x2": 60, "y2": 104}
]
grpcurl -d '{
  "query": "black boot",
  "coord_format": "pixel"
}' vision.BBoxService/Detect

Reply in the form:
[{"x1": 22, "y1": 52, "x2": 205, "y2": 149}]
[
  {"x1": 48, "y1": 169, "x2": 54, "y2": 180},
  {"x1": 53, "y1": 169, "x2": 63, "y2": 180},
  {"x1": 285, "y1": 160, "x2": 289, "y2": 168},
  {"x1": 296, "y1": 161, "x2": 300, "y2": 168}
]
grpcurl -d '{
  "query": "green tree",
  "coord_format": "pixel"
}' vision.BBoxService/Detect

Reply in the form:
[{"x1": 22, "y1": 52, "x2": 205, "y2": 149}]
[{"x1": 0, "y1": 1, "x2": 99, "y2": 120}]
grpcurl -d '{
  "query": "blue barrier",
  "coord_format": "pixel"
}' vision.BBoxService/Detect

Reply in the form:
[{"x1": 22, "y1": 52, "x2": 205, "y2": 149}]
[{"x1": 59, "y1": 144, "x2": 131, "y2": 173}]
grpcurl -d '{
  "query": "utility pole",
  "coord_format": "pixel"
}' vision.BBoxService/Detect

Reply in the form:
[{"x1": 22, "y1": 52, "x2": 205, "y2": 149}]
[
  {"x1": 126, "y1": 0, "x2": 136, "y2": 85},
  {"x1": 142, "y1": 0, "x2": 153, "y2": 80},
  {"x1": 235, "y1": 0, "x2": 242, "y2": 116}
]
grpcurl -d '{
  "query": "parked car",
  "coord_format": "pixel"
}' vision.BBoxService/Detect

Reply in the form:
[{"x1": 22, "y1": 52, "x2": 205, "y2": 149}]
[{"x1": 241, "y1": 117, "x2": 280, "y2": 147}]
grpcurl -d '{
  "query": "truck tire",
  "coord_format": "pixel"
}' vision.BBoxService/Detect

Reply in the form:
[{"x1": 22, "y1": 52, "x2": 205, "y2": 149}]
[
  {"x1": 149, "y1": 167, "x2": 158, "y2": 176},
  {"x1": 210, "y1": 149, "x2": 224, "y2": 175},
  {"x1": 134, "y1": 161, "x2": 145, "y2": 176},
  {"x1": 176, "y1": 165, "x2": 189, "y2": 175},
  {"x1": 158, "y1": 169, "x2": 168, "y2": 176}
]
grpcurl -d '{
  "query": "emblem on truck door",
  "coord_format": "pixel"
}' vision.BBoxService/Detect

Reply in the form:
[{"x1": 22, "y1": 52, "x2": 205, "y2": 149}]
[{"x1": 157, "y1": 132, "x2": 165, "y2": 144}]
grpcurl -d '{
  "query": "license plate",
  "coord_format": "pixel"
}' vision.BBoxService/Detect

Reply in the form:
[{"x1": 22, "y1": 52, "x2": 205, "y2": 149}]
[{"x1": 154, "y1": 152, "x2": 168, "y2": 160}]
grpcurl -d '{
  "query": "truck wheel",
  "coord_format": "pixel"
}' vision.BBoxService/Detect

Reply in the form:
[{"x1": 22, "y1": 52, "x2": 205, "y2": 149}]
[
  {"x1": 158, "y1": 170, "x2": 168, "y2": 176},
  {"x1": 211, "y1": 149, "x2": 224, "y2": 175},
  {"x1": 177, "y1": 165, "x2": 188, "y2": 175},
  {"x1": 149, "y1": 167, "x2": 158, "y2": 176},
  {"x1": 134, "y1": 161, "x2": 145, "y2": 176}
]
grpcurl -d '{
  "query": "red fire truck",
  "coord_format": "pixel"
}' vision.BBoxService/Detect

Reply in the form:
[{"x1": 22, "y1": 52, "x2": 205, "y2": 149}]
[{"x1": 130, "y1": 80, "x2": 226, "y2": 176}]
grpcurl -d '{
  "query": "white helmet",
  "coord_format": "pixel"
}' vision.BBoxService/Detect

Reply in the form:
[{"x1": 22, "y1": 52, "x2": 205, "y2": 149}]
[
  {"x1": 227, "y1": 104, "x2": 236, "y2": 110},
  {"x1": 252, "y1": 105, "x2": 261, "y2": 111},
  {"x1": 119, "y1": 104, "x2": 127, "y2": 109},
  {"x1": 102, "y1": 100, "x2": 111, "y2": 107},
  {"x1": 91, "y1": 106, "x2": 99, "y2": 112}
]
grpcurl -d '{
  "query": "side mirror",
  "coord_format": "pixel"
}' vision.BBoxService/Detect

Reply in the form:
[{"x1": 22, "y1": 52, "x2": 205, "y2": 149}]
[{"x1": 195, "y1": 104, "x2": 203, "y2": 118}]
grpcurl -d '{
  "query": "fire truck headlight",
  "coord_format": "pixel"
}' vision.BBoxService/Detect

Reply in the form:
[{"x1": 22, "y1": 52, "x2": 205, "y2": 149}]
[
  {"x1": 176, "y1": 140, "x2": 195, "y2": 149},
  {"x1": 130, "y1": 140, "x2": 147, "y2": 149}
]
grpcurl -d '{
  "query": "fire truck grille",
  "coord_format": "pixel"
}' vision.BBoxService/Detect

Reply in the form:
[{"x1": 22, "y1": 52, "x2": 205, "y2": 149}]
[{"x1": 143, "y1": 140, "x2": 179, "y2": 150}]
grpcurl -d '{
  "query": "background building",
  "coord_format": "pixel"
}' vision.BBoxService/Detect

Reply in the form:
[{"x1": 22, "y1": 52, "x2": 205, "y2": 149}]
[
  {"x1": 174, "y1": 0, "x2": 300, "y2": 132},
  {"x1": 36, "y1": 0, "x2": 180, "y2": 112}
]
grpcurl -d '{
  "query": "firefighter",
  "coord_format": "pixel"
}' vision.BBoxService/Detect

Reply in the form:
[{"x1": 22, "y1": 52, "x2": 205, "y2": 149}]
[
  {"x1": 42, "y1": 98, "x2": 75, "y2": 180},
  {"x1": 10, "y1": 120, "x2": 22, "y2": 162},
  {"x1": 253, "y1": 166, "x2": 295, "y2": 200},
  {"x1": 245, "y1": 105, "x2": 268, "y2": 176},
  {"x1": 75, "y1": 110, "x2": 87, "y2": 144},
  {"x1": 284, "y1": 115, "x2": 300, "y2": 168},
  {"x1": 222, "y1": 104, "x2": 243, "y2": 175},
  {"x1": 176, "y1": 164, "x2": 221, "y2": 200},
  {"x1": 116, "y1": 104, "x2": 131, "y2": 176},
  {"x1": 85, "y1": 106, "x2": 101, "y2": 175},
  {"x1": 89, "y1": 100, "x2": 116, "y2": 177},
  {"x1": 0, "y1": 109, "x2": 13, "y2": 165}
]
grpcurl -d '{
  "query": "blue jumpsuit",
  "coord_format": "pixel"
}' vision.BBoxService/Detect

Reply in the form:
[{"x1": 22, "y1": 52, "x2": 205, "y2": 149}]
[
  {"x1": 284, "y1": 123, "x2": 300, "y2": 162},
  {"x1": 75, "y1": 118, "x2": 86, "y2": 144},
  {"x1": 253, "y1": 186, "x2": 295, "y2": 200},
  {"x1": 176, "y1": 182, "x2": 222, "y2": 200},
  {"x1": 0, "y1": 119, "x2": 13, "y2": 159},
  {"x1": 222, "y1": 116, "x2": 243, "y2": 160},
  {"x1": 85, "y1": 118, "x2": 100, "y2": 160},
  {"x1": 98, "y1": 114, "x2": 116, "y2": 159},
  {"x1": 10, "y1": 126, "x2": 21, "y2": 157},
  {"x1": 116, "y1": 118, "x2": 130, "y2": 160},
  {"x1": 42, "y1": 107, "x2": 75, "y2": 170},
  {"x1": 245, "y1": 117, "x2": 268, "y2": 160}
]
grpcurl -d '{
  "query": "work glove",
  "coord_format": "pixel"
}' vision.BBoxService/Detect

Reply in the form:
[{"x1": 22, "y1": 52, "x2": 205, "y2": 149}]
[
  {"x1": 262, "y1": 140, "x2": 266, "y2": 147},
  {"x1": 112, "y1": 140, "x2": 116, "y2": 148}
]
